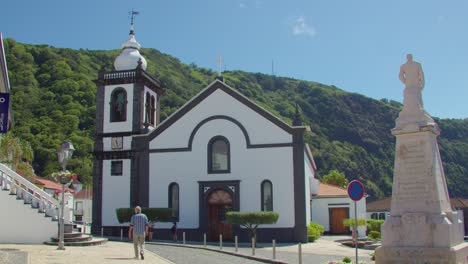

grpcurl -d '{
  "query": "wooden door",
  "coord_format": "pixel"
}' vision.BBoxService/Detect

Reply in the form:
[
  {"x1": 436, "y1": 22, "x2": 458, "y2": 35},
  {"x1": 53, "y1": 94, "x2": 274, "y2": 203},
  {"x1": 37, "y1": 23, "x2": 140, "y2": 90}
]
[
  {"x1": 330, "y1": 207, "x2": 349, "y2": 234},
  {"x1": 207, "y1": 190, "x2": 233, "y2": 241}
]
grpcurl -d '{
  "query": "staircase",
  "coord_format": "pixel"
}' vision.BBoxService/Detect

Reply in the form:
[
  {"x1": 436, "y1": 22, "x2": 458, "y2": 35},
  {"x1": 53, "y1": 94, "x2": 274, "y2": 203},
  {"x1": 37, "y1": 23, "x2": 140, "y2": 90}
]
[{"x1": 0, "y1": 163, "x2": 107, "y2": 246}]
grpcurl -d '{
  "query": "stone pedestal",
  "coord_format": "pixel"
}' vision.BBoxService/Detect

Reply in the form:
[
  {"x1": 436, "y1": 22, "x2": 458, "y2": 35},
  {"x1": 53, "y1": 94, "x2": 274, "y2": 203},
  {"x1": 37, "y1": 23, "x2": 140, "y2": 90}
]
[{"x1": 375, "y1": 120, "x2": 468, "y2": 263}]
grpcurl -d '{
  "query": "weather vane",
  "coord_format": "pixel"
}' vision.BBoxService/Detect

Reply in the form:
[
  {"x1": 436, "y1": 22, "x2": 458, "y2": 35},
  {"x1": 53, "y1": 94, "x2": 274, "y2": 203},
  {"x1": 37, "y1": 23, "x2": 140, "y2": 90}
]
[{"x1": 129, "y1": 10, "x2": 140, "y2": 33}]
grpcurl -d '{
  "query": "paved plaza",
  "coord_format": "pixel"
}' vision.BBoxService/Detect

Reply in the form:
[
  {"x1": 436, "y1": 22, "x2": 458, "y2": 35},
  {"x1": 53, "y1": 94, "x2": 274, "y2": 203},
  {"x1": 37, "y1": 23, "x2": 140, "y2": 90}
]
[{"x1": 0, "y1": 235, "x2": 375, "y2": 264}]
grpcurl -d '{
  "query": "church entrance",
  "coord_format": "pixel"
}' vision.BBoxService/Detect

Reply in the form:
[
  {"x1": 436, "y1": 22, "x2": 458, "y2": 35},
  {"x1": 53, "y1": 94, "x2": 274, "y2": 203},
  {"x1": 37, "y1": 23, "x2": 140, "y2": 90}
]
[{"x1": 207, "y1": 189, "x2": 233, "y2": 241}]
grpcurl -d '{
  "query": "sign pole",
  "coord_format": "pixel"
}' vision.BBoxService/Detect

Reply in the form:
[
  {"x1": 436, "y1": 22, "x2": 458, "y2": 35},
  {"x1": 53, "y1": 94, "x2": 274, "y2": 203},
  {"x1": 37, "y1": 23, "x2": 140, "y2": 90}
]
[
  {"x1": 354, "y1": 200, "x2": 358, "y2": 264},
  {"x1": 347, "y1": 180, "x2": 365, "y2": 264}
]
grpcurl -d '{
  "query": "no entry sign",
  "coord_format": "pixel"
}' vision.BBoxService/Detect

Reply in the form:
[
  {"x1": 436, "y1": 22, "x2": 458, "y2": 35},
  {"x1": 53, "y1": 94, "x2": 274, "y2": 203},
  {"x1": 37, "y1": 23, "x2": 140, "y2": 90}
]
[{"x1": 347, "y1": 180, "x2": 365, "y2": 201}]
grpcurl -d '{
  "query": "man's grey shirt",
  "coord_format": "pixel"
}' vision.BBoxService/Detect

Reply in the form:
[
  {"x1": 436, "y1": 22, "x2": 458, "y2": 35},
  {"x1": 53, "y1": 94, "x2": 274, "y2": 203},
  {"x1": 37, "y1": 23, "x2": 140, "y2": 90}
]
[{"x1": 130, "y1": 213, "x2": 149, "y2": 235}]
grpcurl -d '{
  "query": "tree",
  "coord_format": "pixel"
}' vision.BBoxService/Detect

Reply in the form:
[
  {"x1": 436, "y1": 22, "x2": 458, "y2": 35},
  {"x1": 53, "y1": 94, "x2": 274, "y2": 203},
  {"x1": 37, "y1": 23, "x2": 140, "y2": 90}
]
[
  {"x1": 322, "y1": 169, "x2": 348, "y2": 188},
  {"x1": 226, "y1": 211, "x2": 279, "y2": 243}
]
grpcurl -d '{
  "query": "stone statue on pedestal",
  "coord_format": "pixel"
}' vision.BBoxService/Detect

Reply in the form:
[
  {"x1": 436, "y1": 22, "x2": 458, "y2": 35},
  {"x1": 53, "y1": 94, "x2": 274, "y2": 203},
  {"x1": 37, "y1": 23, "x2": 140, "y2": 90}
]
[{"x1": 375, "y1": 54, "x2": 468, "y2": 264}]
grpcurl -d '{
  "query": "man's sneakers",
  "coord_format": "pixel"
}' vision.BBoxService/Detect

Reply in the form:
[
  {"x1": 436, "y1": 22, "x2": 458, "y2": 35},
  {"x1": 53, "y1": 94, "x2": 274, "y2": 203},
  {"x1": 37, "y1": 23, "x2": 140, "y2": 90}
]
[{"x1": 140, "y1": 252, "x2": 144, "y2": 260}]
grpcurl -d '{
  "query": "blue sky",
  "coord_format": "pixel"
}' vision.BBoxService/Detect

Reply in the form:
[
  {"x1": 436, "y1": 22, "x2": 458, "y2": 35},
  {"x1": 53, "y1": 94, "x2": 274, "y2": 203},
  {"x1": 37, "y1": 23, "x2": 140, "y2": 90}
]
[{"x1": 2, "y1": 0, "x2": 467, "y2": 118}]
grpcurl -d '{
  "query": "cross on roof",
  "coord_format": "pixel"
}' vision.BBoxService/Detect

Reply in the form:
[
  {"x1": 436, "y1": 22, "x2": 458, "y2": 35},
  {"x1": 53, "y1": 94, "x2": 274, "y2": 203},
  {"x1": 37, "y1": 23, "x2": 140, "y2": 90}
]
[{"x1": 216, "y1": 56, "x2": 224, "y2": 77}]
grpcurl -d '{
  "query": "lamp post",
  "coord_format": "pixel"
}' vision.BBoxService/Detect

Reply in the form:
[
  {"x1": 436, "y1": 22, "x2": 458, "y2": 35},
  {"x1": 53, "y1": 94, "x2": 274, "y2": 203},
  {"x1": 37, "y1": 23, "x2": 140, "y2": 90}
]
[{"x1": 57, "y1": 141, "x2": 75, "y2": 250}]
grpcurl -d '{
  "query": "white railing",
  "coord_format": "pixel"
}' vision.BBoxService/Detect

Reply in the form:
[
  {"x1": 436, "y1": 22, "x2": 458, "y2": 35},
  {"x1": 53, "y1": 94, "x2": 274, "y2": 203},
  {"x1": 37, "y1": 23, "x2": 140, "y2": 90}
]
[{"x1": 0, "y1": 163, "x2": 60, "y2": 221}]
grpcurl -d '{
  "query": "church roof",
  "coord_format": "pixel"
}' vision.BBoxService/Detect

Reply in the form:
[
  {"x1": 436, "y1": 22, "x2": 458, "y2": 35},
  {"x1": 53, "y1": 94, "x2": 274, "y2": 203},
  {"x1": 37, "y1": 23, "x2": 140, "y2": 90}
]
[{"x1": 145, "y1": 79, "x2": 310, "y2": 141}]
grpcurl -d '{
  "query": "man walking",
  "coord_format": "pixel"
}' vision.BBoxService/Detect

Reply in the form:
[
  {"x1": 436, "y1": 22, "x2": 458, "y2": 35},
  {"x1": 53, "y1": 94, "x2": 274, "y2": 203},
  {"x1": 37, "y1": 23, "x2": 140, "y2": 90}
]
[{"x1": 129, "y1": 206, "x2": 149, "y2": 260}]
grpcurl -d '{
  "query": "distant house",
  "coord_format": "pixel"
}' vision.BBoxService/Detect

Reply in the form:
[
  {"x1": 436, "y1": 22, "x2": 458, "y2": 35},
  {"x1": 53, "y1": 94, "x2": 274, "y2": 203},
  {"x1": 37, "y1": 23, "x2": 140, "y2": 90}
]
[
  {"x1": 311, "y1": 182, "x2": 367, "y2": 237},
  {"x1": 366, "y1": 197, "x2": 468, "y2": 235},
  {"x1": 34, "y1": 178, "x2": 74, "y2": 196},
  {"x1": 74, "y1": 189, "x2": 92, "y2": 224}
]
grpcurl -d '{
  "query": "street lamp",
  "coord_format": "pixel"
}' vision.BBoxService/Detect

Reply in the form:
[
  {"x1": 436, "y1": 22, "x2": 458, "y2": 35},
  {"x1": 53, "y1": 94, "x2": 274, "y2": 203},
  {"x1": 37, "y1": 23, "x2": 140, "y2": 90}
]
[{"x1": 57, "y1": 141, "x2": 75, "y2": 250}]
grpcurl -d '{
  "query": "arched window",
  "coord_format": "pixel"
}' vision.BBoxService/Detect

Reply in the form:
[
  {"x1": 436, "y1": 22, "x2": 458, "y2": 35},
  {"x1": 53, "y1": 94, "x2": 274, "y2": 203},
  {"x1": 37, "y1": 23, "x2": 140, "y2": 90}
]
[
  {"x1": 145, "y1": 92, "x2": 151, "y2": 124},
  {"x1": 371, "y1": 213, "x2": 378, "y2": 219},
  {"x1": 168, "y1": 183, "x2": 179, "y2": 219},
  {"x1": 110, "y1": 88, "x2": 127, "y2": 122},
  {"x1": 150, "y1": 96, "x2": 156, "y2": 126},
  {"x1": 208, "y1": 136, "x2": 230, "y2": 173},
  {"x1": 261, "y1": 180, "x2": 273, "y2": 211}
]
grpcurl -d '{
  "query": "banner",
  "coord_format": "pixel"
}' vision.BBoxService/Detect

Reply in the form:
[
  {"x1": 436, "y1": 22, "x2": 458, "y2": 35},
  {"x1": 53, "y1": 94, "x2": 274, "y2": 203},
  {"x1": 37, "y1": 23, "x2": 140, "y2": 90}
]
[{"x1": 0, "y1": 93, "x2": 9, "y2": 133}]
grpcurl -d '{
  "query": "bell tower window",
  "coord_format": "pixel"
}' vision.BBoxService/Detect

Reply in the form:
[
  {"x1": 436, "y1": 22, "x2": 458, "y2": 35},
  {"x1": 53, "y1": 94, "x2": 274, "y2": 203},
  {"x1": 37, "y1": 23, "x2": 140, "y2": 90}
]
[
  {"x1": 150, "y1": 95, "x2": 156, "y2": 126},
  {"x1": 110, "y1": 88, "x2": 127, "y2": 122}
]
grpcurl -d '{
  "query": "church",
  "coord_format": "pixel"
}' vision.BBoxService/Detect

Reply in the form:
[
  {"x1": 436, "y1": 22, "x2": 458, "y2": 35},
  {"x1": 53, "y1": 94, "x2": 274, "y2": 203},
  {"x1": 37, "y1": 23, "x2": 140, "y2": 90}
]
[{"x1": 92, "y1": 24, "x2": 316, "y2": 243}]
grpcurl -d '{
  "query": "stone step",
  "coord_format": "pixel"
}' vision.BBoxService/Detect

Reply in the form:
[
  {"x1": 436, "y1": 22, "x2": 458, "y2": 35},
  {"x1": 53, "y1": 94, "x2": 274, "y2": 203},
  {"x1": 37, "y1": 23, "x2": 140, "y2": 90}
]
[
  {"x1": 44, "y1": 237, "x2": 108, "y2": 247},
  {"x1": 65, "y1": 232, "x2": 84, "y2": 238},
  {"x1": 50, "y1": 235, "x2": 92, "y2": 243}
]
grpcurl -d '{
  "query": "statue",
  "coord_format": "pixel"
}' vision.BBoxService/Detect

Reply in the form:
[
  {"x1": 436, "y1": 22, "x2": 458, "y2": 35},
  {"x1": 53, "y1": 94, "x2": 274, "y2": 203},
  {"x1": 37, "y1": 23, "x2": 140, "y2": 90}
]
[
  {"x1": 395, "y1": 54, "x2": 434, "y2": 130},
  {"x1": 399, "y1": 54, "x2": 425, "y2": 113}
]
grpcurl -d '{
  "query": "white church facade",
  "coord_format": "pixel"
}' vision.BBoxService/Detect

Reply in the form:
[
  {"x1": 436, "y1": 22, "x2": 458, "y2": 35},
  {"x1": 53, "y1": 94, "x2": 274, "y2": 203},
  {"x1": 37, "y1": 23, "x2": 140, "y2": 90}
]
[{"x1": 92, "y1": 27, "x2": 316, "y2": 242}]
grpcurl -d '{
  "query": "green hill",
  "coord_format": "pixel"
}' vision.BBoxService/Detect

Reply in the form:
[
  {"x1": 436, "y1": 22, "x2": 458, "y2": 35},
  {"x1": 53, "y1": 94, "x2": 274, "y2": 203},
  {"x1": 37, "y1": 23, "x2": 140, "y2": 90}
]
[{"x1": 4, "y1": 38, "x2": 467, "y2": 201}]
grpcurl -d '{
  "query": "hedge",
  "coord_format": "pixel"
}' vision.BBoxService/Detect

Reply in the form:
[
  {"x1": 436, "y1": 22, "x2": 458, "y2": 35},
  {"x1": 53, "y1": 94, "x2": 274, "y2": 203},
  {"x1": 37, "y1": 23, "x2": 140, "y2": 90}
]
[
  {"x1": 307, "y1": 222, "x2": 324, "y2": 242},
  {"x1": 116, "y1": 208, "x2": 173, "y2": 224}
]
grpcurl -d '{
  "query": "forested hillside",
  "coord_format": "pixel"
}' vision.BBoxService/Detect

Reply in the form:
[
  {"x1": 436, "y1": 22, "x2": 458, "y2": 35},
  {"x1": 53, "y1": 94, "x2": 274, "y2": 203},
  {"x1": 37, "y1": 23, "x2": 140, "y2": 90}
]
[{"x1": 4, "y1": 38, "x2": 467, "y2": 200}]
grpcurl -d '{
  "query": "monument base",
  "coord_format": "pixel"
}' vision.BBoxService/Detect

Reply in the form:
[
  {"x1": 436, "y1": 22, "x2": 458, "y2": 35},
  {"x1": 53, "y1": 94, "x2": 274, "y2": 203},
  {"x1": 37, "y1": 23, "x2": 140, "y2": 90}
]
[{"x1": 375, "y1": 243, "x2": 468, "y2": 264}]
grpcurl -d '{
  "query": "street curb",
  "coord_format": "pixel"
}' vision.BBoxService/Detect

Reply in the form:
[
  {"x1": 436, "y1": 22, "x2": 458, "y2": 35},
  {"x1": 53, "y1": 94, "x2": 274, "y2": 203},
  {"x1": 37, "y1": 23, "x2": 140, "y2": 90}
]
[{"x1": 145, "y1": 241, "x2": 288, "y2": 264}]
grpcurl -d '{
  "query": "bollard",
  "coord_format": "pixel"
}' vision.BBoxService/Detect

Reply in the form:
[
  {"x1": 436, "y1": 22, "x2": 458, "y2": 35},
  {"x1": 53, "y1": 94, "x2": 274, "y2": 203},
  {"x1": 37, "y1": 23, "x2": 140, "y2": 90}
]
[
  {"x1": 203, "y1": 233, "x2": 207, "y2": 247},
  {"x1": 120, "y1": 228, "x2": 123, "y2": 241},
  {"x1": 235, "y1": 236, "x2": 238, "y2": 253},
  {"x1": 101, "y1": 227, "x2": 104, "y2": 237},
  {"x1": 252, "y1": 237, "x2": 255, "y2": 256},
  {"x1": 298, "y1": 242, "x2": 302, "y2": 264},
  {"x1": 219, "y1": 234, "x2": 223, "y2": 250},
  {"x1": 272, "y1": 239, "x2": 276, "y2": 259},
  {"x1": 183, "y1": 232, "x2": 186, "y2": 244}
]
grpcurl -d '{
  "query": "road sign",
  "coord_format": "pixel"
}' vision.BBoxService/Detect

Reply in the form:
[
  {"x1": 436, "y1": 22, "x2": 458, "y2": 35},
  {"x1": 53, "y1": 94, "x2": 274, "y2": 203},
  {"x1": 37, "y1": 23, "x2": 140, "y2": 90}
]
[{"x1": 347, "y1": 180, "x2": 365, "y2": 201}]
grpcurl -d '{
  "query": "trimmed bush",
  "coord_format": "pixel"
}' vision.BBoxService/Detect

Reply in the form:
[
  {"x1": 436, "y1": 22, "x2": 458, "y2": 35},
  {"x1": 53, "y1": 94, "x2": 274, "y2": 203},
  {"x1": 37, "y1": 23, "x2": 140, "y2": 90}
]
[
  {"x1": 343, "y1": 218, "x2": 367, "y2": 227},
  {"x1": 307, "y1": 222, "x2": 324, "y2": 242},
  {"x1": 226, "y1": 211, "x2": 279, "y2": 241},
  {"x1": 342, "y1": 256, "x2": 352, "y2": 263},
  {"x1": 366, "y1": 219, "x2": 384, "y2": 232},
  {"x1": 368, "y1": 230, "x2": 381, "y2": 240},
  {"x1": 116, "y1": 208, "x2": 173, "y2": 223}
]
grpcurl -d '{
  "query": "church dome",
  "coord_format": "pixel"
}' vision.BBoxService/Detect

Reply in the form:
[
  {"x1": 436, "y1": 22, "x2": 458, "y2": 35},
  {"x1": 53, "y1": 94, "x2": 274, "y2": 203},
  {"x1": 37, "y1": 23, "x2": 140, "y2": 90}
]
[{"x1": 114, "y1": 32, "x2": 147, "y2": 71}]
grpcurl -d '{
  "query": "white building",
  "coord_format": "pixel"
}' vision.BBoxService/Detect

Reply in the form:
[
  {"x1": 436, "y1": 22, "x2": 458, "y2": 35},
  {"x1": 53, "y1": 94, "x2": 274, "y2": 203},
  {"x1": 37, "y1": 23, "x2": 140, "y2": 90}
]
[
  {"x1": 92, "y1": 26, "x2": 314, "y2": 242},
  {"x1": 74, "y1": 188, "x2": 92, "y2": 224},
  {"x1": 311, "y1": 182, "x2": 367, "y2": 237}
]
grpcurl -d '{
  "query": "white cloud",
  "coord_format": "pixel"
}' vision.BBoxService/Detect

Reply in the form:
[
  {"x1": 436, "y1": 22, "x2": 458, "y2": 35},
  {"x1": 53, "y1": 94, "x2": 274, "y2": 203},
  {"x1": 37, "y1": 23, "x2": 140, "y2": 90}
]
[{"x1": 292, "y1": 16, "x2": 316, "y2": 37}]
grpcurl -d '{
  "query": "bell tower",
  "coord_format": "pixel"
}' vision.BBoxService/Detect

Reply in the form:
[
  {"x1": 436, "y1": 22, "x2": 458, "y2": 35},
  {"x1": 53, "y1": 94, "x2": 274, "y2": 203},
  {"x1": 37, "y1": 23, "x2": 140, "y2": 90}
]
[{"x1": 92, "y1": 14, "x2": 164, "y2": 235}]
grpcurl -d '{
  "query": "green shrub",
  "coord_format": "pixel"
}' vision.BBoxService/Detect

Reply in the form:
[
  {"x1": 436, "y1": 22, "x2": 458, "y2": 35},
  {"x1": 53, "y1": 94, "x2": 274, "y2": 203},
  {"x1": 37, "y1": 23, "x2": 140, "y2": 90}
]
[
  {"x1": 366, "y1": 219, "x2": 384, "y2": 232},
  {"x1": 307, "y1": 222, "x2": 324, "y2": 242},
  {"x1": 368, "y1": 230, "x2": 381, "y2": 240},
  {"x1": 226, "y1": 211, "x2": 279, "y2": 242},
  {"x1": 116, "y1": 208, "x2": 173, "y2": 223},
  {"x1": 343, "y1": 218, "x2": 367, "y2": 227},
  {"x1": 342, "y1": 256, "x2": 352, "y2": 263}
]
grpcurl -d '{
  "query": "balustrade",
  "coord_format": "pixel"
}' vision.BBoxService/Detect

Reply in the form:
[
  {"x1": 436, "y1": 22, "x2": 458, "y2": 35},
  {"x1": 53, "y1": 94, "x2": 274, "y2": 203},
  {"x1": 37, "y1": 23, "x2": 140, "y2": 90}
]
[{"x1": 0, "y1": 163, "x2": 61, "y2": 221}]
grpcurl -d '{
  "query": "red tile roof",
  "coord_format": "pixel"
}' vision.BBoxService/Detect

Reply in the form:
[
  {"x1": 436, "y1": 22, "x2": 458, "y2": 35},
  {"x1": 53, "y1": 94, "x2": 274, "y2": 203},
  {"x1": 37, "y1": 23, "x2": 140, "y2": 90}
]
[
  {"x1": 316, "y1": 182, "x2": 348, "y2": 197},
  {"x1": 75, "y1": 189, "x2": 92, "y2": 199},
  {"x1": 34, "y1": 178, "x2": 74, "y2": 193}
]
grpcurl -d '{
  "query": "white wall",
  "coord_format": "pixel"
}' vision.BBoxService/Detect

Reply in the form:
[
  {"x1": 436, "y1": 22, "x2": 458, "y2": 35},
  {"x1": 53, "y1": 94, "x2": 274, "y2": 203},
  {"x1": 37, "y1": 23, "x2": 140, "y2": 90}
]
[
  {"x1": 0, "y1": 189, "x2": 57, "y2": 243},
  {"x1": 102, "y1": 159, "x2": 131, "y2": 226},
  {"x1": 103, "y1": 84, "x2": 134, "y2": 133},
  {"x1": 149, "y1": 117, "x2": 296, "y2": 229},
  {"x1": 304, "y1": 154, "x2": 314, "y2": 225},
  {"x1": 311, "y1": 196, "x2": 367, "y2": 236},
  {"x1": 150, "y1": 89, "x2": 292, "y2": 150},
  {"x1": 75, "y1": 198, "x2": 93, "y2": 224},
  {"x1": 103, "y1": 136, "x2": 132, "y2": 151}
]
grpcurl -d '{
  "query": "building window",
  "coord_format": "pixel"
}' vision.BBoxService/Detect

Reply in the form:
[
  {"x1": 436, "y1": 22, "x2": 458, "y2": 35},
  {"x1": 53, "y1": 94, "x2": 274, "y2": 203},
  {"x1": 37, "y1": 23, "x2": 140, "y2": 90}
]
[
  {"x1": 110, "y1": 88, "x2": 127, "y2": 122},
  {"x1": 145, "y1": 92, "x2": 151, "y2": 124},
  {"x1": 261, "y1": 180, "x2": 273, "y2": 211},
  {"x1": 208, "y1": 136, "x2": 230, "y2": 173},
  {"x1": 150, "y1": 96, "x2": 156, "y2": 126},
  {"x1": 111, "y1": 161, "x2": 123, "y2": 176},
  {"x1": 378, "y1": 212, "x2": 386, "y2": 220},
  {"x1": 168, "y1": 183, "x2": 179, "y2": 220}
]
